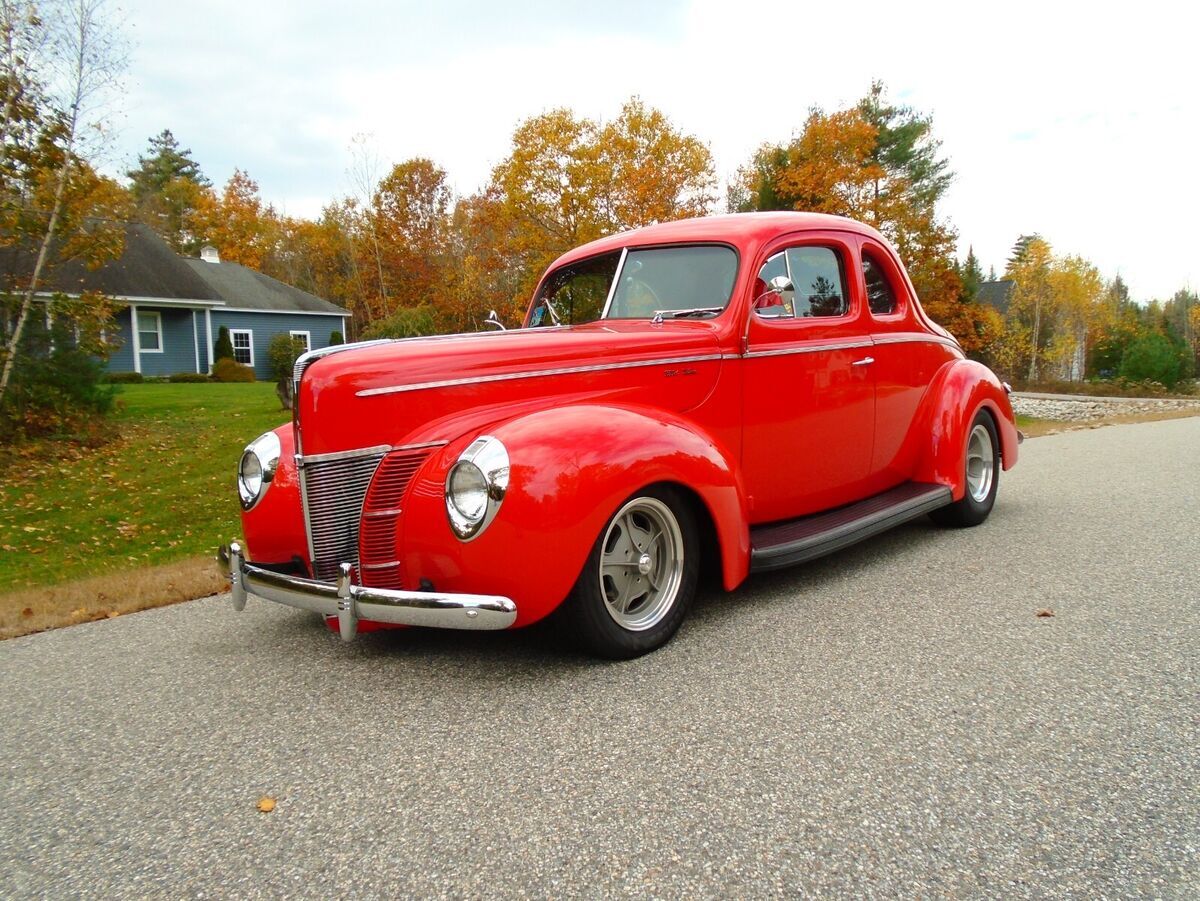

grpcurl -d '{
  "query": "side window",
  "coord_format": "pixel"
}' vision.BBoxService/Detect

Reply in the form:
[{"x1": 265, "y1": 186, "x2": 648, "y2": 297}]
[
  {"x1": 754, "y1": 246, "x2": 848, "y2": 319},
  {"x1": 863, "y1": 254, "x2": 899, "y2": 316}
]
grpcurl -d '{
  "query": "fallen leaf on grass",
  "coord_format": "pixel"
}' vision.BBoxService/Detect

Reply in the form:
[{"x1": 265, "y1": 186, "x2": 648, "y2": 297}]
[
  {"x1": 257, "y1": 796, "x2": 276, "y2": 813},
  {"x1": 21, "y1": 607, "x2": 33, "y2": 618},
  {"x1": 1036, "y1": 609, "x2": 1055, "y2": 618}
]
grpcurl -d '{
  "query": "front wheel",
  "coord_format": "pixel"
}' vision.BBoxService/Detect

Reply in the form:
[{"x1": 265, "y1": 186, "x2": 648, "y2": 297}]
[
  {"x1": 930, "y1": 409, "x2": 1000, "y2": 528},
  {"x1": 561, "y1": 486, "x2": 699, "y2": 659}
]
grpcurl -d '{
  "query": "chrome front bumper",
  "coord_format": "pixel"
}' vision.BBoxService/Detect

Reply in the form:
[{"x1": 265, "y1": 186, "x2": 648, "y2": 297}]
[{"x1": 216, "y1": 542, "x2": 518, "y2": 641}]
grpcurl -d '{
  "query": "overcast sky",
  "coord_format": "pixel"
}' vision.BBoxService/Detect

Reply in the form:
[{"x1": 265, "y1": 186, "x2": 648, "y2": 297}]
[{"x1": 109, "y1": 0, "x2": 1198, "y2": 301}]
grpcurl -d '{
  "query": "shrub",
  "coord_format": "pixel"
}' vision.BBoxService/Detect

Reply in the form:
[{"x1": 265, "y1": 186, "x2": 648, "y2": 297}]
[
  {"x1": 266, "y1": 333, "x2": 307, "y2": 409},
  {"x1": 214, "y1": 325, "x2": 234, "y2": 362},
  {"x1": 104, "y1": 371, "x2": 144, "y2": 384},
  {"x1": 1119, "y1": 333, "x2": 1181, "y2": 389},
  {"x1": 329, "y1": 330, "x2": 344, "y2": 346},
  {"x1": 212, "y1": 357, "x2": 256, "y2": 383},
  {"x1": 361, "y1": 305, "x2": 437, "y2": 340},
  {"x1": 267, "y1": 333, "x2": 307, "y2": 383},
  {"x1": 168, "y1": 372, "x2": 211, "y2": 383},
  {"x1": 0, "y1": 321, "x2": 115, "y2": 443}
]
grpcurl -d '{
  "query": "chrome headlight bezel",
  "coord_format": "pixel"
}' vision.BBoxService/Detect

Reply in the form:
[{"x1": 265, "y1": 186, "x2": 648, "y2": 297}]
[
  {"x1": 445, "y1": 435, "x2": 509, "y2": 541},
  {"x1": 237, "y1": 430, "x2": 282, "y2": 511}
]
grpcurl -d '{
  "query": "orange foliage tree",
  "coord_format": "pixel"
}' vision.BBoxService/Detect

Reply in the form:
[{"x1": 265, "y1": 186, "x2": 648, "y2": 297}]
[
  {"x1": 731, "y1": 83, "x2": 997, "y2": 360},
  {"x1": 487, "y1": 97, "x2": 717, "y2": 317}
]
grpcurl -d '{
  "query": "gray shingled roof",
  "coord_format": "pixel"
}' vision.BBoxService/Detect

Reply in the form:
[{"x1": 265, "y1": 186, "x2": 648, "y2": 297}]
[
  {"x1": 2, "y1": 222, "x2": 348, "y2": 315},
  {"x1": 181, "y1": 257, "x2": 346, "y2": 314},
  {"x1": 977, "y1": 279, "x2": 1014, "y2": 316}
]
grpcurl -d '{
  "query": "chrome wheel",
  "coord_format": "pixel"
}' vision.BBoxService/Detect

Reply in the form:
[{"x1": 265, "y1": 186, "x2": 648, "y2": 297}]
[
  {"x1": 599, "y1": 496, "x2": 684, "y2": 631},
  {"x1": 966, "y1": 423, "x2": 995, "y2": 503}
]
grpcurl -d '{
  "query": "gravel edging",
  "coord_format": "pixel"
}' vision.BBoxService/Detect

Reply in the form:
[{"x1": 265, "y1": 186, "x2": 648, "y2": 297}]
[{"x1": 1011, "y1": 393, "x2": 1200, "y2": 423}]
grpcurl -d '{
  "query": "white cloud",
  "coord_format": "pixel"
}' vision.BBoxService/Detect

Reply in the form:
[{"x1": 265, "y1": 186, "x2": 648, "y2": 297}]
[{"x1": 112, "y1": 0, "x2": 1199, "y2": 299}]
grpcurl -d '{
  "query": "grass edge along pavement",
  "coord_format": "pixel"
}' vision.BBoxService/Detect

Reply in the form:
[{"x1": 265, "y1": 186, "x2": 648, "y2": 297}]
[
  {"x1": 2, "y1": 385, "x2": 1199, "y2": 640},
  {"x1": 0, "y1": 382, "x2": 285, "y2": 638}
]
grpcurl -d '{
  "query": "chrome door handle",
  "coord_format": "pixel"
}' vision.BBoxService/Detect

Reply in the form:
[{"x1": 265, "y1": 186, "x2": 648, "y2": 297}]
[{"x1": 851, "y1": 356, "x2": 875, "y2": 367}]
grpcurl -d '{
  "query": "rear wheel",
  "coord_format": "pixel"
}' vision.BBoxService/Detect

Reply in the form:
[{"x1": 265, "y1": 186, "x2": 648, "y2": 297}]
[
  {"x1": 930, "y1": 410, "x2": 1000, "y2": 528},
  {"x1": 561, "y1": 486, "x2": 698, "y2": 659}
]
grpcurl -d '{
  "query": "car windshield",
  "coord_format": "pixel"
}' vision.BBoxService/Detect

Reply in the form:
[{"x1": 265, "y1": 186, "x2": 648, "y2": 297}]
[{"x1": 528, "y1": 245, "x2": 738, "y2": 326}]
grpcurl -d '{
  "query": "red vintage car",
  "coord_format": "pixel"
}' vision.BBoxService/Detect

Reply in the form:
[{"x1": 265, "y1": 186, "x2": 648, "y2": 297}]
[{"x1": 218, "y1": 212, "x2": 1020, "y2": 658}]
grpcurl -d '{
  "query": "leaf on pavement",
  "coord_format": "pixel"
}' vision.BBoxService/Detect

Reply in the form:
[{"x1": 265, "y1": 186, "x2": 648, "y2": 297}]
[
  {"x1": 257, "y1": 796, "x2": 276, "y2": 813},
  {"x1": 1036, "y1": 608, "x2": 1055, "y2": 618}
]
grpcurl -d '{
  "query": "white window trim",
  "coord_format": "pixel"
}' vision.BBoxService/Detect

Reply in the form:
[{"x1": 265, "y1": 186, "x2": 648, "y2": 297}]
[
  {"x1": 289, "y1": 330, "x2": 312, "y2": 353},
  {"x1": 230, "y1": 328, "x2": 254, "y2": 367},
  {"x1": 138, "y1": 310, "x2": 164, "y2": 354}
]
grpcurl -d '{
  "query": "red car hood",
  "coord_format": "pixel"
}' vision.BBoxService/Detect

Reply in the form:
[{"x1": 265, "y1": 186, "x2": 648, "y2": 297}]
[{"x1": 295, "y1": 322, "x2": 723, "y2": 457}]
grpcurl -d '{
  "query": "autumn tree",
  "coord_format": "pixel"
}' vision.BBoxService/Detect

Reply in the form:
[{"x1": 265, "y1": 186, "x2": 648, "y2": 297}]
[
  {"x1": 489, "y1": 99, "x2": 717, "y2": 308},
  {"x1": 1087, "y1": 275, "x2": 1139, "y2": 376},
  {"x1": 0, "y1": 0, "x2": 128, "y2": 428},
  {"x1": 596, "y1": 98, "x2": 715, "y2": 231},
  {"x1": 731, "y1": 84, "x2": 997, "y2": 358},
  {"x1": 1047, "y1": 255, "x2": 1105, "y2": 379},
  {"x1": 371, "y1": 158, "x2": 452, "y2": 314},
  {"x1": 1003, "y1": 237, "x2": 1056, "y2": 381},
  {"x1": 126, "y1": 128, "x2": 209, "y2": 252},
  {"x1": 186, "y1": 168, "x2": 279, "y2": 269}
]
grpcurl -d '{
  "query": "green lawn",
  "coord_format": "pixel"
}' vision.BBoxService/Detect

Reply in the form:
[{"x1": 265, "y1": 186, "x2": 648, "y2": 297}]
[{"x1": 0, "y1": 383, "x2": 289, "y2": 593}]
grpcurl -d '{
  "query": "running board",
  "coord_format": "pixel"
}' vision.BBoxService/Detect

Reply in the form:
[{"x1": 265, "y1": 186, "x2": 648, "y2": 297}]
[{"x1": 750, "y1": 482, "x2": 953, "y2": 573}]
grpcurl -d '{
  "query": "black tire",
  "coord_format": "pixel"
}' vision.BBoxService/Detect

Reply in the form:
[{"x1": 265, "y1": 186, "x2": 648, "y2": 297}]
[
  {"x1": 560, "y1": 485, "x2": 699, "y2": 659},
  {"x1": 930, "y1": 409, "x2": 1000, "y2": 528}
]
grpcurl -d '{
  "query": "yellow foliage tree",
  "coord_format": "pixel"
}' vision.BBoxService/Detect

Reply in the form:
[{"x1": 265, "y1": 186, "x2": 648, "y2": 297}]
[{"x1": 489, "y1": 98, "x2": 717, "y2": 309}]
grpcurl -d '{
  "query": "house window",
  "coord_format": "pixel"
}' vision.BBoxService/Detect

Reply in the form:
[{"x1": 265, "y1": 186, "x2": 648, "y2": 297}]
[
  {"x1": 231, "y1": 329, "x2": 254, "y2": 366},
  {"x1": 138, "y1": 311, "x2": 163, "y2": 352},
  {"x1": 289, "y1": 330, "x2": 311, "y2": 354}
]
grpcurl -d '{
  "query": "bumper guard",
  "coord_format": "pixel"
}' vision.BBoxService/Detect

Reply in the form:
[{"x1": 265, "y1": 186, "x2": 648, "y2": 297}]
[{"x1": 216, "y1": 542, "x2": 518, "y2": 641}]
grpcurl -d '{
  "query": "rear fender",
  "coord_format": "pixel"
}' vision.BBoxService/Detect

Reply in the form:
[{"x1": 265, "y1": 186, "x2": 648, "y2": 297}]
[
  {"x1": 400, "y1": 404, "x2": 750, "y2": 626},
  {"x1": 910, "y1": 360, "x2": 1019, "y2": 500}
]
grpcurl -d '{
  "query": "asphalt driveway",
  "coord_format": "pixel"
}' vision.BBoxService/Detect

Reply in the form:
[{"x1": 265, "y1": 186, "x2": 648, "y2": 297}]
[{"x1": 2, "y1": 418, "x2": 1197, "y2": 897}]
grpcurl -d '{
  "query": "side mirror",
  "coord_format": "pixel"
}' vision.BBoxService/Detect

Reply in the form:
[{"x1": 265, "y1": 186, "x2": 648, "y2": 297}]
[
  {"x1": 484, "y1": 310, "x2": 506, "y2": 331},
  {"x1": 769, "y1": 275, "x2": 795, "y2": 307},
  {"x1": 753, "y1": 275, "x2": 795, "y2": 318}
]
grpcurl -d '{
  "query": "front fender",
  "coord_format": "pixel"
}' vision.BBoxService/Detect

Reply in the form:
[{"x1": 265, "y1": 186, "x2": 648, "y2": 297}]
[
  {"x1": 399, "y1": 404, "x2": 750, "y2": 626},
  {"x1": 910, "y1": 359, "x2": 1019, "y2": 500},
  {"x1": 239, "y1": 424, "x2": 309, "y2": 570}
]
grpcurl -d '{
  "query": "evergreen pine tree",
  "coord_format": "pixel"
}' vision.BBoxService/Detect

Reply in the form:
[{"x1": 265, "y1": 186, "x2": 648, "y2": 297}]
[{"x1": 126, "y1": 130, "x2": 210, "y2": 252}]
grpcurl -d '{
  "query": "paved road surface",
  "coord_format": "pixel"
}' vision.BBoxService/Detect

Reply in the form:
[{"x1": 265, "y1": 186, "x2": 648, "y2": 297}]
[{"x1": 2, "y1": 419, "x2": 1197, "y2": 897}]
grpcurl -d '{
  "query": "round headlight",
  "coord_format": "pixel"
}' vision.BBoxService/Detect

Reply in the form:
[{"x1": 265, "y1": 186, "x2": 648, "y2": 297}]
[
  {"x1": 445, "y1": 436, "x2": 509, "y2": 540},
  {"x1": 237, "y1": 430, "x2": 281, "y2": 511},
  {"x1": 239, "y1": 451, "x2": 263, "y2": 500},
  {"x1": 448, "y1": 461, "x2": 488, "y2": 523}
]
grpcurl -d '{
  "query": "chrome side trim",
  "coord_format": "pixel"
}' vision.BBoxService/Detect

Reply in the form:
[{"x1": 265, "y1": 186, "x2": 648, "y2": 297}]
[
  {"x1": 218, "y1": 542, "x2": 518, "y2": 639},
  {"x1": 871, "y1": 333, "x2": 962, "y2": 350},
  {"x1": 744, "y1": 340, "x2": 873, "y2": 360},
  {"x1": 357, "y1": 353, "x2": 725, "y2": 397},
  {"x1": 292, "y1": 339, "x2": 394, "y2": 386}
]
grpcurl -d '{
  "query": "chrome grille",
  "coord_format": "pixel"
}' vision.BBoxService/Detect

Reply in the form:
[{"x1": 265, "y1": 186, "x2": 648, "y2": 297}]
[
  {"x1": 301, "y1": 450, "x2": 387, "y2": 582},
  {"x1": 359, "y1": 447, "x2": 436, "y2": 590}
]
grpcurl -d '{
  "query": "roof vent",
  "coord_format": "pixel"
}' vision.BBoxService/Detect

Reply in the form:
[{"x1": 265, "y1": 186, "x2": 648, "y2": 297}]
[{"x1": 200, "y1": 245, "x2": 220, "y2": 264}]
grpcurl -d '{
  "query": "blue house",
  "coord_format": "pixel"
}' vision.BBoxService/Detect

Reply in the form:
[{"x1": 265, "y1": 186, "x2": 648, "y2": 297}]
[{"x1": 25, "y1": 223, "x2": 349, "y2": 380}]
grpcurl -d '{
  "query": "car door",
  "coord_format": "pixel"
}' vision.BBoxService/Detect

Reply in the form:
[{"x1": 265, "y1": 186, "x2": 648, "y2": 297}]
[
  {"x1": 856, "y1": 237, "x2": 961, "y2": 483},
  {"x1": 741, "y1": 232, "x2": 875, "y2": 523}
]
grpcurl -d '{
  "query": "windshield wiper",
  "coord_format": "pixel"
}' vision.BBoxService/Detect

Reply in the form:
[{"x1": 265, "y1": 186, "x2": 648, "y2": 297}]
[{"x1": 655, "y1": 307, "x2": 723, "y2": 320}]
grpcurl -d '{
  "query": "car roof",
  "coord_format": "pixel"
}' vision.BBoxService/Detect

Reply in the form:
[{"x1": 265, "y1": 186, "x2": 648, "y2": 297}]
[{"x1": 549, "y1": 212, "x2": 886, "y2": 270}]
